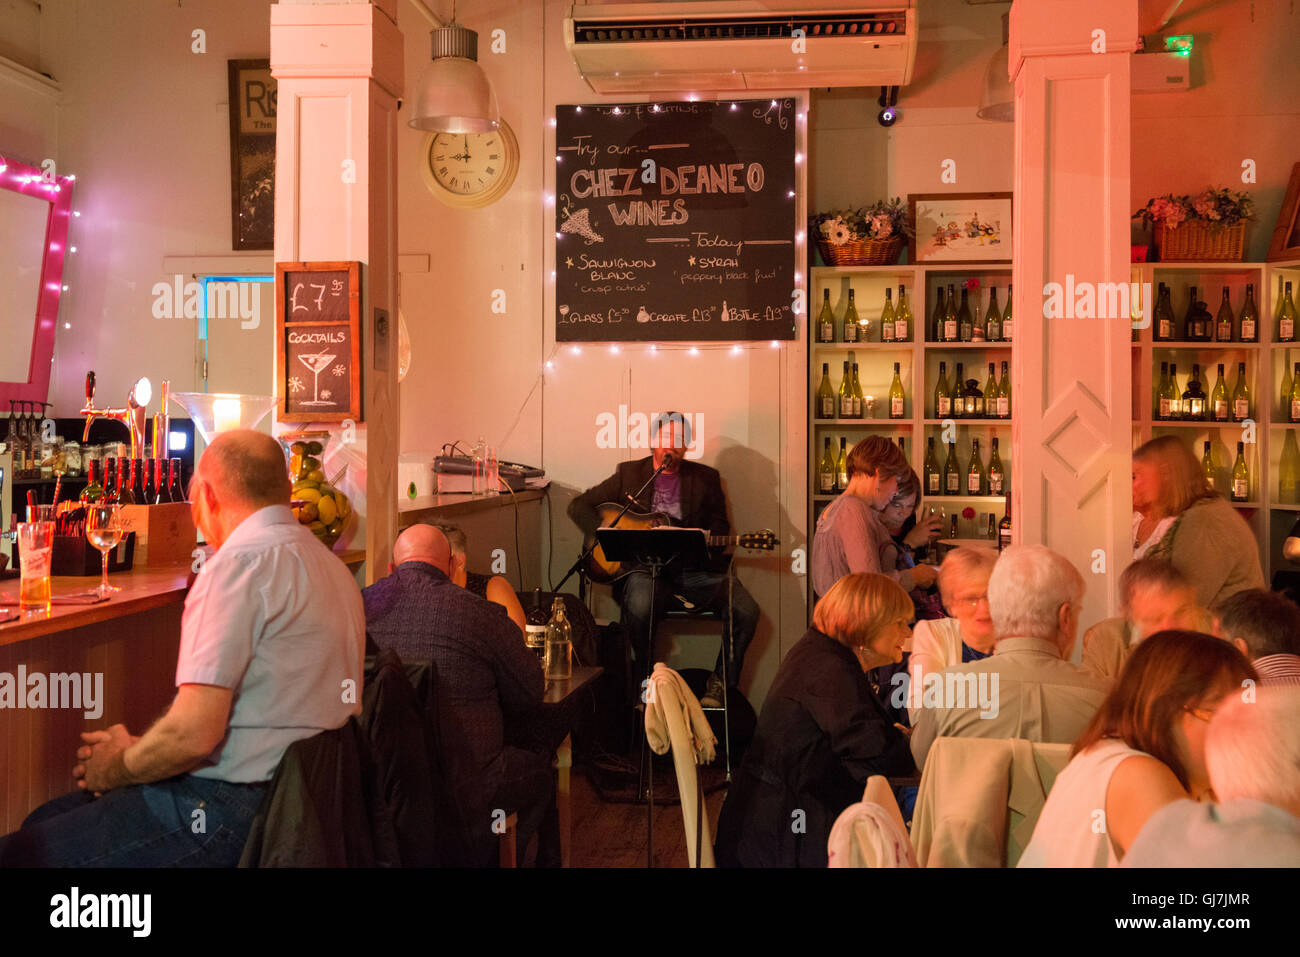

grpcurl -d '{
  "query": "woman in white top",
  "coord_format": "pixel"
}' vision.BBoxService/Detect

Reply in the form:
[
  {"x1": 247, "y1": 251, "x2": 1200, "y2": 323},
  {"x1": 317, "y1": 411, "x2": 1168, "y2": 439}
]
[
  {"x1": 906, "y1": 547, "x2": 999, "y2": 720},
  {"x1": 1019, "y1": 630, "x2": 1257, "y2": 867}
]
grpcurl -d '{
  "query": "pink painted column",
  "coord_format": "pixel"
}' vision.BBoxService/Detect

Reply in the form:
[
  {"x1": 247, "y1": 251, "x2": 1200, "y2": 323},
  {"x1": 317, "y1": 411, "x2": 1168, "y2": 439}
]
[
  {"x1": 1008, "y1": 0, "x2": 1136, "y2": 626},
  {"x1": 271, "y1": 0, "x2": 403, "y2": 581}
]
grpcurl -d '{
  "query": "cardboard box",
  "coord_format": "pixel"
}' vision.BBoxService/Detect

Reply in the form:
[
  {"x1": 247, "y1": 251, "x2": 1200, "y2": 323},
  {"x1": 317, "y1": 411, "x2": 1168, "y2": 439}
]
[{"x1": 118, "y1": 503, "x2": 197, "y2": 566}]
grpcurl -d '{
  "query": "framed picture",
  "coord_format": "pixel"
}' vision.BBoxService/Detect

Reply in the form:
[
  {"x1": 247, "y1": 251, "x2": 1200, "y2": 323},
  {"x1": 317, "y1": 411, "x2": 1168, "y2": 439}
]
[
  {"x1": 1266, "y1": 162, "x2": 1300, "y2": 262},
  {"x1": 228, "y1": 59, "x2": 277, "y2": 251},
  {"x1": 276, "y1": 261, "x2": 363, "y2": 423},
  {"x1": 908, "y1": 192, "x2": 1013, "y2": 264}
]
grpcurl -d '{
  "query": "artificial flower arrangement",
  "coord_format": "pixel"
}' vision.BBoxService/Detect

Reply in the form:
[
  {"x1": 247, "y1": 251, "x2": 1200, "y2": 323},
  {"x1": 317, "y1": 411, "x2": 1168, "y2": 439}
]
[
  {"x1": 1133, "y1": 187, "x2": 1256, "y2": 231},
  {"x1": 811, "y1": 198, "x2": 914, "y2": 265}
]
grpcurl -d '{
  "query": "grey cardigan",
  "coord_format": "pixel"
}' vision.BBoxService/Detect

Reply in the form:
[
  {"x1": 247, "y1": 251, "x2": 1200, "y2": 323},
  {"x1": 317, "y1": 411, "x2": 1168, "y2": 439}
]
[{"x1": 1149, "y1": 496, "x2": 1265, "y2": 608}]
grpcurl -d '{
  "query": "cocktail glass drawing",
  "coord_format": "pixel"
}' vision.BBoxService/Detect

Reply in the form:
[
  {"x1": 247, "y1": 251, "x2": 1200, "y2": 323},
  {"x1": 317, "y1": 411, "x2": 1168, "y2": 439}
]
[{"x1": 297, "y1": 351, "x2": 337, "y2": 407}]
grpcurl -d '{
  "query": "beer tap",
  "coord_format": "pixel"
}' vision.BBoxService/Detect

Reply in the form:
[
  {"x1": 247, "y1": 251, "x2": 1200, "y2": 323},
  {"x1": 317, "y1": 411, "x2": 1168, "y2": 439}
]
[
  {"x1": 152, "y1": 379, "x2": 170, "y2": 462},
  {"x1": 80, "y1": 370, "x2": 152, "y2": 461}
]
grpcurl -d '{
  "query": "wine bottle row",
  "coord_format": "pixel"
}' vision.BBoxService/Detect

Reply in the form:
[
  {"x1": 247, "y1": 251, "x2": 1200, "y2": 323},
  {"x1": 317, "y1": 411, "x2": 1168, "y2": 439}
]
[
  {"x1": 934, "y1": 360, "x2": 1012, "y2": 419},
  {"x1": 79, "y1": 456, "x2": 186, "y2": 506},
  {"x1": 814, "y1": 360, "x2": 908, "y2": 420},
  {"x1": 814, "y1": 285, "x2": 914, "y2": 344},
  {"x1": 1151, "y1": 280, "x2": 1297, "y2": 343},
  {"x1": 1198, "y1": 439, "x2": 1252, "y2": 502},
  {"x1": 929, "y1": 283, "x2": 1014, "y2": 343},
  {"x1": 922, "y1": 436, "x2": 1007, "y2": 498},
  {"x1": 1156, "y1": 361, "x2": 1250, "y2": 422},
  {"x1": 818, "y1": 435, "x2": 906, "y2": 494}
]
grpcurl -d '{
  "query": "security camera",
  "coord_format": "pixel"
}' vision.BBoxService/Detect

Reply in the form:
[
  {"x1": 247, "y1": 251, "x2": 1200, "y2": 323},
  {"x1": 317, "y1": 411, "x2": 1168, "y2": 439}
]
[
  {"x1": 878, "y1": 107, "x2": 898, "y2": 127},
  {"x1": 877, "y1": 85, "x2": 899, "y2": 127}
]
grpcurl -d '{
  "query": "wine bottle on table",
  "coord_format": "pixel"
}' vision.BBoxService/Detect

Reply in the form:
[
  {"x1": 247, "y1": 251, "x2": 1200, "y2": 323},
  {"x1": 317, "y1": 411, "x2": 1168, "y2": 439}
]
[
  {"x1": 79, "y1": 459, "x2": 103, "y2": 504},
  {"x1": 817, "y1": 288, "x2": 834, "y2": 343},
  {"x1": 843, "y1": 289, "x2": 861, "y2": 343},
  {"x1": 1215, "y1": 287, "x2": 1234, "y2": 342},
  {"x1": 998, "y1": 361, "x2": 1011, "y2": 419},
  {"x1": 1231, "y1": 362, "x2": 1250, "y2": 422},
  {"x1": 1279, "y1": 282, "x2": 1296, "y2": 342},
  {"x1": 525, "y1": 589, "x2": 548, "y2": 657},
  {"x1": 958, "y1": 288, "x2": 973, "y2": 342},
  {"x1": 935, "y1": 361, "x2": 952, "y2": 418},
  {"x1": 1202, "y1": 441, "x2": 1216, "y2": 492},
  {"x1": 1231, "y1": 441, "x2": 1250, "y2": 502},
  {"x1": 851, "y1": 362, "x2": 865, "y2": 419},
  {"x1": 1002, "y1": 284, "x2": 1014, "y2": 341},
  {"x1": 819, "y1": 437, "x2": 836, "y2": 494},
  {"x1": 816, "y1": 363, "x2": 835, "y2": 419},
  {"x1": 988, "y1": 437, "x2": 1005, "y2": 496},
  {"x1": 1239, "y1": 283, "x2": 1258, "y2": 342},
  {"x1": 967, "y1": 438, "x2": 986, "y2": 496},
  {"x1": 888, "y1": 362, "x2": 906, "y2": 419},
  {"x1": 924, "y1": 437, "x2": 941, "y2": 496},
  {"x1": 986, "y1": 287, "x2": 1002, "y2": 342},
  {"x1": 838, "y1": 360, "x2": 853, "y2": 419},
  {"x1": 1210, "y1": 363, "x2": 1228, "y2": 422},
  {"x1": 931, "y1": 286, "x2": 946, "y2": 342},
  {"x1": 896, "y1": 285, "x2": 911, "y2": 342},
  {"x1": 943, "y1": 440, "x2": 961, "y2": 495},
  {"x1": 837, "y1": 437, "x2": 848, "y2": 491},
  {"x1": 945, "y1": 284, "x2": 959, "y2": 342}
]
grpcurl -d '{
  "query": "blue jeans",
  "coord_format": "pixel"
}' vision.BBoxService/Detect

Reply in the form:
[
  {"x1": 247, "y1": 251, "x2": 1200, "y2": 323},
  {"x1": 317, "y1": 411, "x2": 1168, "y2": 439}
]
[
  {"x1": 617, "y1": 567, "x2": 760, "y2": 688},
  {"x1": 0, "y1": 775, "x2": 267, "y2": 867}
]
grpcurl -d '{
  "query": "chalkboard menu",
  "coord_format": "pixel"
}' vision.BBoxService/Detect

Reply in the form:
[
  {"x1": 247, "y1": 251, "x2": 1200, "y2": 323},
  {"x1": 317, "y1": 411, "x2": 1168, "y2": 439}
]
[
  {"x1": 276, "y1": 261, "x2": 362, "y2": 422},
  {"x1": 555, "y1": 99, "x2": 797, "y2": 342}
]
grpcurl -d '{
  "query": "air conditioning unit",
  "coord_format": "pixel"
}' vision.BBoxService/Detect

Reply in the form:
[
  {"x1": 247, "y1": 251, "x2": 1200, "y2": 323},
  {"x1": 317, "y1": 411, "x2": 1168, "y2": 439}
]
[{"x1": 565, "y1": 1, "x2": 917, "y2": 94}]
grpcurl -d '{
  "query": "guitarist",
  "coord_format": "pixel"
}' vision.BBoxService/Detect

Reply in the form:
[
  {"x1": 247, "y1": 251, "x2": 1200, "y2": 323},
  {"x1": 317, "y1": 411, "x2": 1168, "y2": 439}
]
[{"x1": 568, "y1": 411, "x2": 760, "y2": 708}]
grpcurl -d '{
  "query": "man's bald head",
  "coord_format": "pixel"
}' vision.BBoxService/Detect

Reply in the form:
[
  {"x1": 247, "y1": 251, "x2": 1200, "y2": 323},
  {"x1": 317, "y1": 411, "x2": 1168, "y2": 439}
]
[
  {"x1": 196, "y1": 430, "x2": 291, "y2": 509},
  {"x1": 393, "y1": 524, "x2": 451, "y2": 575}
]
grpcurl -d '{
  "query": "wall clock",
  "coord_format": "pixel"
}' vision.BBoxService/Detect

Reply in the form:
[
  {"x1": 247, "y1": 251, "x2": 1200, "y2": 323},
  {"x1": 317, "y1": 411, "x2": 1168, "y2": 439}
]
[{"x1": 421, "y1": 120, "x2": 519, "y2": 209}]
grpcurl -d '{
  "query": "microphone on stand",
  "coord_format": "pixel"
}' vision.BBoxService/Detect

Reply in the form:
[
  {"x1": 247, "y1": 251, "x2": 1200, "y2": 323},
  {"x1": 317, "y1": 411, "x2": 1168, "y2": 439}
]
[{"x1": 662, "y1": 451, "x2": 676, "y2": 467}]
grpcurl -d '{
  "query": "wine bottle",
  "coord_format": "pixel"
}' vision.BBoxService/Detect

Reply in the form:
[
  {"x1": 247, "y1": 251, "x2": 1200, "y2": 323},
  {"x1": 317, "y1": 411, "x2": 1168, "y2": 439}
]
[
  {"x1": 948, "y1": 514, "x2": 959, "y2": 539},
  {"x1": 1202, "y1": 441, "x2": 1216, "y2": 492},
  {"x1": 878, "y1": 288, "x2": 893, "y2": 344},
  {"x1": 1231, "y1": 361, "x2": 1250, "y2": 422},
  {"x1": 837, "y1": 437, "x2": 848, "y2": 491},
  {"x1": 1231, "y1": 441, "x2": 1249, "y2": 502},
  {"x1": 1182, "y1": 286, "x2": 1199, "y2": 340},
  {"x1": 987, "y1": 514, "x2": 997, "y2": 540},
  {"x1": 1002, "y1": 284, "x2": 1014, "y2": 342},
  {"x1": 953, "y1": 362, "x2": 966, "y2": 418},
  {"x1": 817, "y1": 288, "x2": 834, "y2": 343},
  {"x1": 117, "y1": 459, "x2": 136, "y2": 506},
  {"x1": 935, "y1": 361, "x2": 952, "y2": 418},
  {"x1": 544, "y1": 597, "x2": 572, "y2": 680},
  {"x1": 167, "y1": 458, "x2": 185, "y2": 502},
  {"x1": 1283, "y1": 361, "x2": 1296, "y2": 421},
  {"x1": 819, "y1": 437, "x2": 836, "y2": 494},
  {"x1": 944, "y1": 284, "x2": 959, "y2": 342},
  {"x1": 1210, "y1": 363, "x2": 1229, "y2": 422},
  {"x1": 816, "y1": 363, "x2": 835, "y2": 419},
  {"x1": 924, "y1": 436, "x2": 941, "y2": 496},
  {"x1": 967, "y1": 438, "x2": 986, "y2": 496},
  {"x1": 525, "y1": 589, "x2": 548, "y2": 657},
  {"x1": 931, "y1": 285, "x2": 946, "y2": 342},
  {"x1": 1181, "y1": 364, "x2": 1207, "y2": 420},
  {"x1": 1154, "y1": 283, "x2": 1173, "y2": 341},
  {"x1": 986, "y1": 287, "x2": 1002, "y2": 341},
  {"x1": 1215, "y1": 287, "x2": 1234, "y2": 342},
  {"x1": 998, "y1": 503, "x2": 1011, "y2": 552},
  {"x1": 988, "y1": 437, "x2": 1005, "y2": 496},
  {"x1": 943, "y1": 440, "x2": 961, "y2": 495},
  {"x1": 130, "y1": 459, "x2": 145, "y2": 504},
  {"x1": 972, "y1": 289, "x2": 987, "y2": 342},
  {"x1": 1290, "y1": 364, "x2": 1300, "y2": 424},
  {"x1": 79, "y1": 459, "x2": 103, "y2": 504},
  {"x1": 983, "y1": 362, "x2": 998, "y2": 418},
  {"x1": 1280, "y1": 431, "x2": 1300, "y2": 504},
  {"x1": 153, "y1": 457, "x2": 172, "y2": 504},
  {"x1": 998, "y1": 361, "x2": 1012, "y2": 419},
  {"x1": 958, "y1": 287, "x2": 973, "y2": 342},
  {"x1": 853, "y1": 362, "x2": 867, "y2": 418},
  {"x1": 102, "y1": 458, "x2": 119, "y2": 505},
  {"x1": 1167, "y1": 364, "x2": 1183, "y2": 419},
  {"x1": 888, "y1": 362, "x2": 906, "y2": 419},
  {"x1": 141, "y1": 456, "x2": 156, "y2": 505},
  {"x1": 1280, "y1": 281, "x2": 1297, "y2": 342},
  {"x1": 843, "y1": 288, "x2": 861, "y2": 343},
  {"x1": 838, "y1": 360, "x2": 853, "y2": 419},
  {"x1": 1156, "y1": 362, "x2": 1170, "y2": 420},
  {"x1": 1239, "y1": 283, "x2": 1258, "y2": 342},
  {"x1": 896, "y1": 284, "x2": 911, "y2": 342}
]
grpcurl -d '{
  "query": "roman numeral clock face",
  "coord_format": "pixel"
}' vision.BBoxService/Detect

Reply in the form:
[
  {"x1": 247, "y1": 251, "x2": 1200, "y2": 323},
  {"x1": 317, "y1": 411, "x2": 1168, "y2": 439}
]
[{"x1": 421, "y1": 120, "x2": 519, "y2": 209}]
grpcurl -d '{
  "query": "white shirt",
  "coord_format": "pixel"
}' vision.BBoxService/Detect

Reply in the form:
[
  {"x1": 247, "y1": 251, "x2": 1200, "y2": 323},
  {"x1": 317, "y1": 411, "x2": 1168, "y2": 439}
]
[
  {"x1": 176, "y1": 505, "x2": 365, "y2": 782},
  {"x1": 1132, "y1": 512, "x2": 1175, "y2": 559},
  {"x1": 1121, "y1": 798, "x2": 1300, "y2": 867}
]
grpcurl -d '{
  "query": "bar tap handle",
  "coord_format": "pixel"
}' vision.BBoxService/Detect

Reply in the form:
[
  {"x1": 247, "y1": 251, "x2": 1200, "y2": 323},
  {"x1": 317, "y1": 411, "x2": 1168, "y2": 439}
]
[{"x1": 85, "y1": 370, "x2": 96, "y2": 405}]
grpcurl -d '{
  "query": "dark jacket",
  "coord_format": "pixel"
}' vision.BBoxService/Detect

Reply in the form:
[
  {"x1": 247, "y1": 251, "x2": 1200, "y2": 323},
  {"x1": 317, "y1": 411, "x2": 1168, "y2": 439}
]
[
  {"x1": 714, "y1": 627, "x2": 915, "y2": 868},
  {"x1": 568, "y1": 456, "x2": 731, "y2": 571}
]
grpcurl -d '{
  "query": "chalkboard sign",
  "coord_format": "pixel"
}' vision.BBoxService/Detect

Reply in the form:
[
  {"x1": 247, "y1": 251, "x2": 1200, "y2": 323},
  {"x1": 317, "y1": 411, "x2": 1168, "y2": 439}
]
[
  {"x1": 555, "y1": 98, "x2": 797, "y2": 343},
  {"x1": 276, "y1": 261, "x2": 362, "y2": 422}
]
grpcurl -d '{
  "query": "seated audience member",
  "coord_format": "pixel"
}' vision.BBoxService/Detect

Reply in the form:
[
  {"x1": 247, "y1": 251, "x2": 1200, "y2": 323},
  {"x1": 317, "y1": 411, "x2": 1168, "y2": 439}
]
[
  {"x1": 1122, "y1": 688, "x2": 1300, "y2": 867},
  {"x1": 909, "y1": 545, "x2": 1108, "y2": 770},
  {"x1": 0, "y1": 430, "x2": 365, "y2": 866},
  {"x1": 714, "y1": 574, "x2": 915, "y2": 868},
  {"x1": 1214, "y1": 589, "x2": 1300, "y2": 686},
  {"x1": 363, "y1": 524, "x2": 558, "y2": 866},
  {"x1": 1082, "y1": 559, "x2": 1203, "y2": 680},
  {"x1": 1019, "y1": 630, "x2": 1257, "y2": 867},
  {"x1": 906, "y1": 546, "x2": 999, "y2": 722},
  {"x1": 432, "y1": 522, "x2": 527, "y2": 634},
  {"x1": 811, "y1": 437, "x2": 938, "y2": 600}
]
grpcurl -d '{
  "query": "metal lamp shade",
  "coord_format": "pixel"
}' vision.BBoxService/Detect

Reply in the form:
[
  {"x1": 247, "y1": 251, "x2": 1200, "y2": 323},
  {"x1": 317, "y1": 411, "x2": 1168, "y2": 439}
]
[
  {"x1": 977, "y1": 43, "x2": 1014, "y2": 122},
  {"x1": 408, "y1": 55, "x2": 500, "y2": 133}
]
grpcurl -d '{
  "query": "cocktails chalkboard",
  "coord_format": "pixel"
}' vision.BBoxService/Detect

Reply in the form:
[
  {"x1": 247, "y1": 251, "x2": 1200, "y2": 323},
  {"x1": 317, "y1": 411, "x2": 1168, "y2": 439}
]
[
  {"x1": 276, "y1": 261, "x2": 362, "y2": 422},
  {"x1": 555, "y1": 98, "x2": 797, "y2": 343}
]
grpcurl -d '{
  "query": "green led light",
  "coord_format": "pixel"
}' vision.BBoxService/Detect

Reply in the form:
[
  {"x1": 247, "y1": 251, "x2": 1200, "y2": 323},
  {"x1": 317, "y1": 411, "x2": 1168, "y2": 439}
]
[{"x1": 1165, "y1": 35, "x2": 1193, "y2": 56}]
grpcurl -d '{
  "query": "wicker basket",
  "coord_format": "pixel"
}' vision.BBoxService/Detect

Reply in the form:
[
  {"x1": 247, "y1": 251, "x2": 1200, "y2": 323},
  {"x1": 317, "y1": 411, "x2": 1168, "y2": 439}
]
[
  {"x1": 1154, "y1": 221, "x2": 1246, "y2": 262},
  {"x1": 817, "y1": 236, "x2": 904, "y2": 266}
]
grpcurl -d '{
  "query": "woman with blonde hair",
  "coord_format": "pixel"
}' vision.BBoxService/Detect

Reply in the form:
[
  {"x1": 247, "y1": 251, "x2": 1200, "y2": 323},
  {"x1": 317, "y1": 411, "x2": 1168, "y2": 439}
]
[
  {"x1": 715, "y1": 574, "x2": 916, "y2": 867},
  {"x1": 1131, "y1": 435, "x2": 1263, "y2": 607}
]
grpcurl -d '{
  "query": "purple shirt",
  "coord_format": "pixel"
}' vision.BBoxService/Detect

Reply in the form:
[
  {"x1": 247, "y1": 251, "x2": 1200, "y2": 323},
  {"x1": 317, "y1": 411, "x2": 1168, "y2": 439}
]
[{"x1": 652, "y1": 469, "x2": 683, "y2": 521}]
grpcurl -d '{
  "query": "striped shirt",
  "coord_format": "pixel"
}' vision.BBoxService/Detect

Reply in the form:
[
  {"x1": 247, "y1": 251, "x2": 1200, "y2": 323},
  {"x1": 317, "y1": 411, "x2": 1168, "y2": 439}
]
[{"x1": 1253, "y1": 654, "x2": 1300, "y2": 686}]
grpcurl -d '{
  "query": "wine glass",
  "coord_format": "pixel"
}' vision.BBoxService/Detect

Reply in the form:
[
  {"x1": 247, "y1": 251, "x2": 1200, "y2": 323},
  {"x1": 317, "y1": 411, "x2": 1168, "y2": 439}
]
[{"x1": 86, "y1": 504, "x2": 124, "y2": 598}]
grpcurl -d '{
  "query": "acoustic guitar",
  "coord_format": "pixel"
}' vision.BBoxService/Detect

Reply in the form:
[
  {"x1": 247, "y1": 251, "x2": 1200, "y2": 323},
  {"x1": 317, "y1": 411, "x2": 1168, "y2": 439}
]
[{"x1": 583, "y1": 503, "x2": 779, "y2": 583}]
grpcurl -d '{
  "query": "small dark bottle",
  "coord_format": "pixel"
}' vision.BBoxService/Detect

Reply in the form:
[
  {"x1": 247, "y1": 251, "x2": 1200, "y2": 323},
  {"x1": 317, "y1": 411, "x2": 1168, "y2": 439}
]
[
  {"x1": 166, "y1": 458, "x2": 185, "y2": 502},
  {"x1": 141, "y1": 457, "x2": 156, "y2": 505},
  {"x1": 154, "y1": 458, "x2": 172, "y2": 504},
  {"x1": 117, "y1": 459, "x2": 137, "y2": 505},
  {"x1": 101, "y1": 458, "x2": 119, "y2": 505}
]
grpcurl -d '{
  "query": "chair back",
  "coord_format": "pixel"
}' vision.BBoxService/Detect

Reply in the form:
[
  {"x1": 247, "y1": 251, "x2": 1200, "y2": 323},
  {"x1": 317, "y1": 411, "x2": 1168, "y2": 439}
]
[
  {"x1": 644, "y1": 663, "x2": 717, "y2": 868},
  {"x1": 827, "y1": 776, "x2": 916, "y2": 868}
]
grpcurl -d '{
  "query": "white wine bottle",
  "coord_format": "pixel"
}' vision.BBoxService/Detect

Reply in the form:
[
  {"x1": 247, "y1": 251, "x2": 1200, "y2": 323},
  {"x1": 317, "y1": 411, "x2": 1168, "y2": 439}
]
[
  {"x1": 958, "y1": 287, "x2": 974, "y2": 342},
  {"x1": 1210, "y1": 363, "x2": 1228, "y2": 422},
  {"x1": 986, "y1": 287, "x2": 1002, "y2": 341},
  {"x1": 988, "y1": 437, "x2": 1005, "y2": 496},
  {"x1": 935, "y1": 361, "x2": 952, "y2": 418},
  {"x1": 971, "y1": 289, "x2": 987, "y2": 342},
  {"x1": 843, "y1": 288, "x2": 861, "y2": 343},
  {"x1": 878, "y1": 288, "x2": 893, "y2": 344},
  {"x1": 838, "y1": 360, "x2": 853, "y2": 419},
  {"x1": 836, "y1": 436, "x2": 849, "y2": 491},
  {"x1": 816, "y1": 362, "x2": 835, "y2": 419},
  {"x1": 817, "y1": 288, "x2": 835, "y2": 343},
  {"x1": 1280, "y1": 281, "x2": 1297, "y2": 342},
  {"x1": 851, "y1": 362, "x2": 865, "y2": 419},
  {"x1": 1215, "y1": 287, "x2": 1234, "y2": 342},
  {"x1": 998, "y1": 361, "x2": 1011, "y2": 419},
  {"x1": 1289, "y1": 362, "x2": 1300, "y2": 423},
  {"x1": 819, "y1": 437, "x2": 836, "y2": 494},
  {"x1": 983, "y1": 362, "x2": 998, "y2": 418},
  {"x1": 943, "y1": 440, "x2": 961, "y2": 495},
  {"x1": 1239, "y1": 283, "x2": 1258, "y2": 342},
  {"x1": 1156, "y1": 361, "x2": 1170, "y2": 419},
  {"x1": 944, "y1": 284, "x2": 959, "y2": 342},
  {"x1": 1001, "y1": 284, "x2": 1014, "y2": 341},
  {"x1": 1167, "y1": 364, "x2": 1183, "y2": 419},
  {"x1": 1283, "y1": 360, "x2": 1295, "y2": 421},
  {"x1": 1280, "y1": 430, "x2": 1300, "y2": 504},
  {"x1": 953, "y1": 362, "x2": 966, "y2": 419},
  {"x1": 931, "y1": 286, "x2": 946, "y2": 342},
  {"x1": 1231, "y1": 441, "x2": 1250, "y2": 502},
  {"x1": 967, "y1": 438, "x2": 986, "y2": 496},
  {"x1": 888, "y1": 362, "x2": 906, "y2": 419},
  {"x1": 923, "y1": 436, "x2": 941, "y2": 496},
  {"x1": 1202, "y1": 440, "x2": 1216, "y2": 492},
  {"x1": 1231, "y1": 361, "x2": 1250, "y2": 422},
  {"x1": 896, "y1": 284, "x2": 911, "y2": 342}
]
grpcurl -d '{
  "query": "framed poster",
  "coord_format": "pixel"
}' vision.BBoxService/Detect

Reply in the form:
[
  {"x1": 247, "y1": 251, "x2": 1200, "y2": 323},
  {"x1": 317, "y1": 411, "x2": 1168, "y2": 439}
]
[
  {"x1": 908, "y1": 192, "x2": 1013, "y2": 264},
  {"x1": 1267, "y1": 162, "x2": 1300, "y2": 262},
  {"x1": 276, "y1": 261, "x2": 362, "y2": 423},
  {"x1": 228, "y1": 58, "x2": 277, "y2": 251},
  {"x1": 555, "y1": 98, "x2": 797, "y2": 342}
]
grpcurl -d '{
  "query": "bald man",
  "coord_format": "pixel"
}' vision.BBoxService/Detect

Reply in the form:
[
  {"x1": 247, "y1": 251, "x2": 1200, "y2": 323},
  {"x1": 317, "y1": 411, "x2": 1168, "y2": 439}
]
[
  {"x1": 0, "y1": 429, "x2": 365, "y2": 866},
  {"x1": 364, "y1": 523, "x2": 556, "y2": 866}
]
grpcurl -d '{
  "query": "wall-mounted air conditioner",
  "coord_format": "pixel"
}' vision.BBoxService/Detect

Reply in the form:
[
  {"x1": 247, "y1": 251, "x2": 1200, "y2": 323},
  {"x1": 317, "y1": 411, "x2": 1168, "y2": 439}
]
[{"x1": 565, "y1": 1, "x2": 918, "y2": 94}]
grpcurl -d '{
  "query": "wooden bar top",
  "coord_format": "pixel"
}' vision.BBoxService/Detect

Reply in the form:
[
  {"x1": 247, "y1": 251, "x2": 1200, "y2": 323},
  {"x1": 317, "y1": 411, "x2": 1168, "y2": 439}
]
[
  {"x1": 398, "y1": 488, "x2": 544, "y2": 527},
  {"x1": 0, "y1": 563, "x2": 193, "y2": 647}
]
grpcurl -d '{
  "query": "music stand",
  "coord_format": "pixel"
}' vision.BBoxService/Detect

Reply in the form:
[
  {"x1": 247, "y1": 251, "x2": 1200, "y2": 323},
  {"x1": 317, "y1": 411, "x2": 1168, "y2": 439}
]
[{"x1": 595, "y1": 526, "x2": 710, "y2": 868}]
